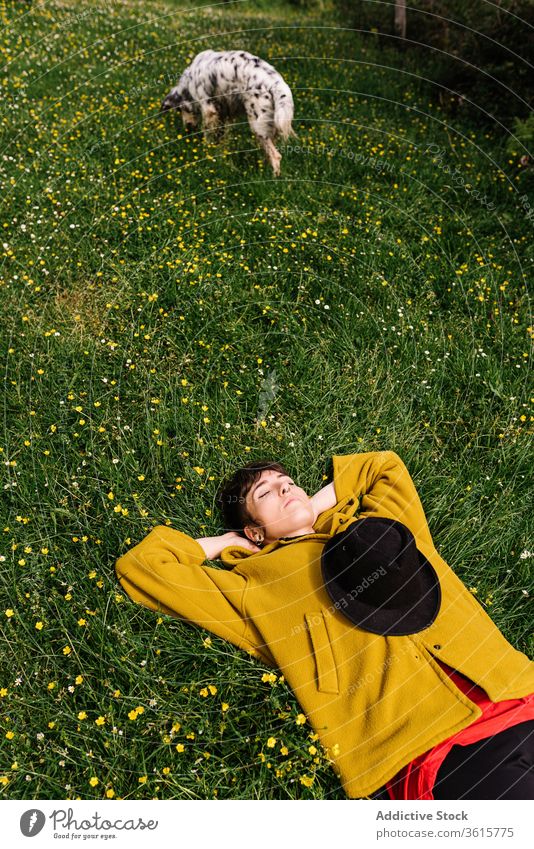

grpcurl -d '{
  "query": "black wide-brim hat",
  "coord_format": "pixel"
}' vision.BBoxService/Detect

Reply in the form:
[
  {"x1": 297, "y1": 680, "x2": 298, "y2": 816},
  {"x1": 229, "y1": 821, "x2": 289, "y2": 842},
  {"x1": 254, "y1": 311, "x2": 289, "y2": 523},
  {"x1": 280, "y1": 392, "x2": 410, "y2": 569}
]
[{"x1": 321, "y1": 517, "x2": 441, "y2": 636}]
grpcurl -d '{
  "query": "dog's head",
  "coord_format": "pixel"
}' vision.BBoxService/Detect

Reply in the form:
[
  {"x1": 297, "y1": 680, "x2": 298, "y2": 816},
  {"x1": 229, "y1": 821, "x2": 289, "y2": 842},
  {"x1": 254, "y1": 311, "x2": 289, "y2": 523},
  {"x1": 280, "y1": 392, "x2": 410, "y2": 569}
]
[
  {"x1": 160, "y1": 84, "x2": 199, "y2": 133},
  {"x1": 160, "y1": 87, "x2": 182, "y2": 114}
]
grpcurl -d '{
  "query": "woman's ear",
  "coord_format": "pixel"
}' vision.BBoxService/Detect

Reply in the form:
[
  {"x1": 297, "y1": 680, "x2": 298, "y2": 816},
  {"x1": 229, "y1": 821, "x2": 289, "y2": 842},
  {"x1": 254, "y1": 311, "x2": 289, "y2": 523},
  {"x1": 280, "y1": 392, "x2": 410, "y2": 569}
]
[{"x1": 244, "y1": 525, "x2": 264, "y2": 545}]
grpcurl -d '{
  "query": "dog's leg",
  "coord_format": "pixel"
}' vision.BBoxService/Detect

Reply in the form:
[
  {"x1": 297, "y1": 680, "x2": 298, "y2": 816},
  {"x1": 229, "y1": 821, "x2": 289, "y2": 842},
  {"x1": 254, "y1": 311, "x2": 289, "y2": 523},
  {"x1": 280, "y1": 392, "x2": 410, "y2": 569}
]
[
  {"x1": 201, "y1": 102, "x2": 220, "y2": 140},
  {"x1": 244, "y1": 96, "x2": 283, "y2": 176},
  {"x1": 257, "y1": 136, "x2": 282, "y2": 177},
  {"x1": 213, "y1": 119, "x2": 227, "y2": 144}
]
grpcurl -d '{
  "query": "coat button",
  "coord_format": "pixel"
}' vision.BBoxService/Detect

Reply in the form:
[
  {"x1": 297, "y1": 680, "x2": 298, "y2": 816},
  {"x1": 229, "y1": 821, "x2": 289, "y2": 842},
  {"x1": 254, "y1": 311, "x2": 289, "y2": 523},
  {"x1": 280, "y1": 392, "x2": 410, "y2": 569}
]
[
  {"x1": 348, "y1": 498, "x2": 354, "y2": 505},
  {"x1": 338, "y1": 518, "x2": 345, "y2": 524},
  {"x1": 433, "y1": 644, "x2": 442, "y2": 650}
]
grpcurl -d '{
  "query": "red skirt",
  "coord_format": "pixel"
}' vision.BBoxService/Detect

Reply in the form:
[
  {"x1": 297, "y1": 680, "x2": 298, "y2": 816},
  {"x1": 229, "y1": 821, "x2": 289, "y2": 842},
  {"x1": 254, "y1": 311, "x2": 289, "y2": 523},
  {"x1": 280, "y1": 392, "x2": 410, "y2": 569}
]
[{"x1": 386, "y1": 660, "x2": 534, "y2": 800}]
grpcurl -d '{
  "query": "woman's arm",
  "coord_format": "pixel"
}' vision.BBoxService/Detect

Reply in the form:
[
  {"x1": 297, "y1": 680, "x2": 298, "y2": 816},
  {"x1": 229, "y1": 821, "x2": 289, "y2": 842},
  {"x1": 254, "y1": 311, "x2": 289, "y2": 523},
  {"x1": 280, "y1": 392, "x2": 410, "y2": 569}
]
[
  {"x1": 115, "y1": 526, "x2": 262, "y2": 652},
  {"x1": 195, "y1": 531, "x2": 261, "y2": 560},
  {"x1": 310, "y1": 481, "x2": 337, "y2": 523},
  {"x1": 332, "y1": 451, "x2": 436, "y2": 552}
]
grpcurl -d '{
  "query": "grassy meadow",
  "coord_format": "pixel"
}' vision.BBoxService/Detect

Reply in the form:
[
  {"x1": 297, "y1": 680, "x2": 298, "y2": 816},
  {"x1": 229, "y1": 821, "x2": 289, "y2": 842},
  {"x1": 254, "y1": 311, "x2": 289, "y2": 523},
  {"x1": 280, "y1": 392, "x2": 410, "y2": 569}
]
[{"x1": 0, "y1": 0, "x2": 532, "y2": 800}]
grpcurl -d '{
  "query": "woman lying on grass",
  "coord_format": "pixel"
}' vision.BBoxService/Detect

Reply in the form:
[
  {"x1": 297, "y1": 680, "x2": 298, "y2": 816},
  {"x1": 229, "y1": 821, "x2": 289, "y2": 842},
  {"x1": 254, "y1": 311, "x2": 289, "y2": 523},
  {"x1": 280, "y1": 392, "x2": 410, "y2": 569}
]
[{"x1": 116, "y1": 449, "x2": 534, "y2": 799}]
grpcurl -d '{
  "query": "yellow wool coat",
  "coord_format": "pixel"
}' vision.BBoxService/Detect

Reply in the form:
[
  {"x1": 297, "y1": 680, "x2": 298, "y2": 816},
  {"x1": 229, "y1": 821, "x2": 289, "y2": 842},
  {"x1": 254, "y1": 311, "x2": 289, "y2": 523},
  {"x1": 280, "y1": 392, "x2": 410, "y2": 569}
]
[{"x1": 115, "y1": 450, "x2": 534, "y2": 798}]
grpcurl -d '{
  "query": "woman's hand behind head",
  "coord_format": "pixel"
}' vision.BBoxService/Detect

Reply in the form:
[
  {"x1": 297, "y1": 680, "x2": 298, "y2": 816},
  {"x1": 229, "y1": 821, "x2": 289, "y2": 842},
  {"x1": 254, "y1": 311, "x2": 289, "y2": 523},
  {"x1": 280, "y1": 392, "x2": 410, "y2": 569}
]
[
  {"x1": 221, "y1": 531, "x2": 262, "y2": 553},
  {"x1": 196, "y1": 532, "x2": 262, "y2": 560}
]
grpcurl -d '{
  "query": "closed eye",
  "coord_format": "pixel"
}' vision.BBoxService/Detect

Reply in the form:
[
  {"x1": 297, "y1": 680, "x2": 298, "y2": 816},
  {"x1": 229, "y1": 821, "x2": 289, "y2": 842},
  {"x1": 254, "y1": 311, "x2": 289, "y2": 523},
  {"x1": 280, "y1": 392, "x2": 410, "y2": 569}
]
[{"x1": 258, "y1": 481, "x2": 294, "y2": 498}]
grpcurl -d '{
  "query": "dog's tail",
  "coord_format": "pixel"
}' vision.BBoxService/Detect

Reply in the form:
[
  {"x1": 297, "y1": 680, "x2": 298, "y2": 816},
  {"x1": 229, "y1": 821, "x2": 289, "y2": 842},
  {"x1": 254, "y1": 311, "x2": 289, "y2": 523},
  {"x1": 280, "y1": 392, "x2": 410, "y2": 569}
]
[{"x1": 272, "y1": 82, "x2": 296, "y2": 141}]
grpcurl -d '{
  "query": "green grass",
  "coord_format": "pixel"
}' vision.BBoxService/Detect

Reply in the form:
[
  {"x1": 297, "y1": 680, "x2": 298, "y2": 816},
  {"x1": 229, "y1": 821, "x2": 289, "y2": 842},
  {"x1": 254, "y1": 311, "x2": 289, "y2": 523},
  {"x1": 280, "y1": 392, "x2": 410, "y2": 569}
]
[{"x1": 0, "y1": 0, "x2": 532, "y2": 800}]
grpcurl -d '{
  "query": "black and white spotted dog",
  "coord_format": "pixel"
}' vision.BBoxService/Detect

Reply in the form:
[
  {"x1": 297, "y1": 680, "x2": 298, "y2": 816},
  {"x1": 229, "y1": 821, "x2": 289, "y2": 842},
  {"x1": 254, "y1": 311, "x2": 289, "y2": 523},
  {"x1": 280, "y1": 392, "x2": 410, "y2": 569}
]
[{"x1": 160, "y1": 49, "x2": 295, "y2": 176}]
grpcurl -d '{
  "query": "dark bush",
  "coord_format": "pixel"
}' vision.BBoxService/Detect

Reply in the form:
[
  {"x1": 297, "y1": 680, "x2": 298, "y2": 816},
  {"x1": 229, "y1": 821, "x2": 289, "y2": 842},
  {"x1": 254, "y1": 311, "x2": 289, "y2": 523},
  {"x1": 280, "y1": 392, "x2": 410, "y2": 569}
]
[{"x1": 335, "y1": 0, "x2": 534, "y2": 122}]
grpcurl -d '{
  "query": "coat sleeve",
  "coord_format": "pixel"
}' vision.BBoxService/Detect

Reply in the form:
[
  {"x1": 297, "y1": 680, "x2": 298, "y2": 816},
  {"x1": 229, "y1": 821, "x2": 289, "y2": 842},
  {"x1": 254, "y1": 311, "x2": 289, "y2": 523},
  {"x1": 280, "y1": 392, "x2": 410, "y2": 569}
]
[
  {"x1": 332, "y1": 450, "x2": 436, "y2": 552},
  {"x1": 115, "y1": 524, "x2": 271, "y2": 660}
]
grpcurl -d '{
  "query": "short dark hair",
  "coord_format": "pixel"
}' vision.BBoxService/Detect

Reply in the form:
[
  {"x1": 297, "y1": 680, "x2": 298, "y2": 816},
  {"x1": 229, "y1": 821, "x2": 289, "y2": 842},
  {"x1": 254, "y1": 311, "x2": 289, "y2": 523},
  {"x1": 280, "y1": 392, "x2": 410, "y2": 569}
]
[{"x1": 216, "y1": 459, "x2": 290, "y2": 535}]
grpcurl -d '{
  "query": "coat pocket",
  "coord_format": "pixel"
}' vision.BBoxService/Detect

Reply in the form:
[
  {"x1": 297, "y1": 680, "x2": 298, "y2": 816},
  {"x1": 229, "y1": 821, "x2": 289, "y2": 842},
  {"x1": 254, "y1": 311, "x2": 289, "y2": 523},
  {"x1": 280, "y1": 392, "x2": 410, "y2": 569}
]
[{"x1": 305, "y1": 611, "x2": 339, "y2": 694}]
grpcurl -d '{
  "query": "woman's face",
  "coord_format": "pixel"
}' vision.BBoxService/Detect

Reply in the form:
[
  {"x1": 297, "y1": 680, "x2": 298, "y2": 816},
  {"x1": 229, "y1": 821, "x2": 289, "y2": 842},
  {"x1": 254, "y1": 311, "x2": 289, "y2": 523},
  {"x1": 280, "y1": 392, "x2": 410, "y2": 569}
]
[{"x1": 243, "y1": 469, "x2": 316, "y2": 545}]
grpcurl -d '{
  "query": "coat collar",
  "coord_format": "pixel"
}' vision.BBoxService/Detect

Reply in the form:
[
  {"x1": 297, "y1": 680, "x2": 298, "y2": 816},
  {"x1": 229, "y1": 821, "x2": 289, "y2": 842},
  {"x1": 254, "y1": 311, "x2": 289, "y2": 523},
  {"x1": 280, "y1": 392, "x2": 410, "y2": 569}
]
[
  {"x1": 220, "y1": 489, "x2": 360, "y2": 567},
  {"x1": 220, "y1": 530, "x2": 331, "y2": 566}
]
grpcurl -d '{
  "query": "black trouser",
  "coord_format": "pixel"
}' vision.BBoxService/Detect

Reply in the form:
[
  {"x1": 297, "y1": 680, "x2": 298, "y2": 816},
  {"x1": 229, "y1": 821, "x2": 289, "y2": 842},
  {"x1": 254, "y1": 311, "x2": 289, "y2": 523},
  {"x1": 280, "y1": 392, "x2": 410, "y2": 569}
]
[{"x1": 371, "y1": 721, "x2": 534, "y2": 800}]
